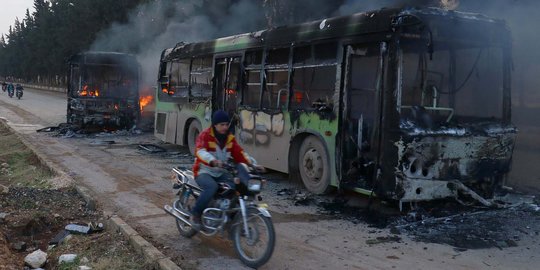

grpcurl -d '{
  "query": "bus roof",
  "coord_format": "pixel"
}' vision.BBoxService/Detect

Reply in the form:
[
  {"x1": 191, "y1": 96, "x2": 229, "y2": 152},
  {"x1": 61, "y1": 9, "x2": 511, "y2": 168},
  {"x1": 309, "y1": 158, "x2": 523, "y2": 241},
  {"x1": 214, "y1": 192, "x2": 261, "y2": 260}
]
[
  {"x1": 163, "y1": 7, "x2": 508, "y2": 61},
  {"x1": 68, "y1": 51, "x2": 138, "y2": 65}
]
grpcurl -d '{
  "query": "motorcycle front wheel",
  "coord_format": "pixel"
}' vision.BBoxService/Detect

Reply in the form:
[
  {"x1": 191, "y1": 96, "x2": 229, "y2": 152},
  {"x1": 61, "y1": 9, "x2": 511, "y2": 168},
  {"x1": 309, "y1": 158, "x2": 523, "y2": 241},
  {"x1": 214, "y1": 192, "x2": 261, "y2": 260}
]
[
  {"x1": 174, "y1": 190, "x2": 198, "y2": 238},
  {"x1": 232, "y1": 208, "x2": 275, "y2": 268}
]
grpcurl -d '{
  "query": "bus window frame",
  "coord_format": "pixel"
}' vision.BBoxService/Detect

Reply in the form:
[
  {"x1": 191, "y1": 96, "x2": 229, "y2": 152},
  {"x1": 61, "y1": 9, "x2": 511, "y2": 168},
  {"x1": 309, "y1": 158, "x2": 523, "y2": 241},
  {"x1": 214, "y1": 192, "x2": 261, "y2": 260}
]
[
  {"x1": 289, "y1": 41, "x2": 339, "y2": 112},
  {"x1": 262, "y1": 46, "x2": 292, "y2": 112},
  {"x1": 157, "y1": 59, "x2": 191, "y2": 103},
  {"x1": 189, "y1": 55, "x2": 213, "y2": 101},
  {"x1": 240, "y1": 49, "x2": 265, "y2": 110}
]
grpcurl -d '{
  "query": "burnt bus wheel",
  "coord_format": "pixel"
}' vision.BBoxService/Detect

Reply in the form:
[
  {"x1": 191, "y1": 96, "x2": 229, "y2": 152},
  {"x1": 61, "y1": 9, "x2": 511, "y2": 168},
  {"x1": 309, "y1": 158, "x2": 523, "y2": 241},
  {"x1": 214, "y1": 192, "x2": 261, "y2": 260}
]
[
  {"x1": 298, "y1": 136, "x2": 332, "y2": 194},
  {"x1": 187, "y1": 120, "x2": 202, "y2": 156}
]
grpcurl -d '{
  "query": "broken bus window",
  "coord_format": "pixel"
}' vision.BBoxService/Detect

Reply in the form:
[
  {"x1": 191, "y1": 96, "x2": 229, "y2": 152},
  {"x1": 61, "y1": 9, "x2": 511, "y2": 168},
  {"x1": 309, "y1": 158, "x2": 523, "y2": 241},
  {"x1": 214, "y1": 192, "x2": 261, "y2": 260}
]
[
  {"x1": 290, "y1": 42, "x2": 338, "y2": 110},
  {"x1": 190, "y1": 56, "x2": 213, "y2": 99}
]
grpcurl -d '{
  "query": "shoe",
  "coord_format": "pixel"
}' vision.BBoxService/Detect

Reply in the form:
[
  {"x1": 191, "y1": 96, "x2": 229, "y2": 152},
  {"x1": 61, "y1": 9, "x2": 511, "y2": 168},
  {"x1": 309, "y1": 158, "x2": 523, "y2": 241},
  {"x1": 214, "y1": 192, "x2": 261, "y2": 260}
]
[{"x1": 190, "y1": 215, "x2": 202, "y2": 231}]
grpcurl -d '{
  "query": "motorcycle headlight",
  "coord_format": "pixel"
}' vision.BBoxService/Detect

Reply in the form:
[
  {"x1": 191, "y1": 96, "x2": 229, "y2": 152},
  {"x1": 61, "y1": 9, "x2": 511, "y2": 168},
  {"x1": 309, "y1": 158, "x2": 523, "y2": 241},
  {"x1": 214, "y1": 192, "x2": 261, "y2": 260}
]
[{"x1": 248, "y1": 179, "x2": 262, "y2": 192}]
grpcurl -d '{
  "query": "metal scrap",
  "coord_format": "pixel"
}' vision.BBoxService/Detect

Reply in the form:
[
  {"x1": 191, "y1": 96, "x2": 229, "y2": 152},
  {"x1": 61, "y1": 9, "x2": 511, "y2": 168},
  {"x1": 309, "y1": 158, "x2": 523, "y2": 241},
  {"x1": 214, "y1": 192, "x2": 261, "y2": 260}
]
[{"x1": 138, "y1": 144, "x2": 166, "y2": 153}]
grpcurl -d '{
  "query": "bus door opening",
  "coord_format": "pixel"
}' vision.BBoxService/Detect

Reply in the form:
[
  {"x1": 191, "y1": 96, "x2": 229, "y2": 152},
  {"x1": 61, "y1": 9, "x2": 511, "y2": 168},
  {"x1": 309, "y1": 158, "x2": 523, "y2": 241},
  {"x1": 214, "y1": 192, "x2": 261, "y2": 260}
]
[
  {"x1": 214, "y1": 57, "x2": 241, "y2": 131},
  {"x1": 341, "y1": 44, "x2": 383, "y2": 189}
]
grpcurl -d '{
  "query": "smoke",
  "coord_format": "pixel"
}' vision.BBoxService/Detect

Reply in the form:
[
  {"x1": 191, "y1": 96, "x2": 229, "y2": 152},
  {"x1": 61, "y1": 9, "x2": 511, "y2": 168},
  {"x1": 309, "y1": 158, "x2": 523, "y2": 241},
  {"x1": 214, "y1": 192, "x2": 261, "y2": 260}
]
[
  {"x1": 336, "y1": 0, "x2": 455, "y2": 15},
  {"x1": 90, "y1": 0, "x2": 266, "y2": 85}
]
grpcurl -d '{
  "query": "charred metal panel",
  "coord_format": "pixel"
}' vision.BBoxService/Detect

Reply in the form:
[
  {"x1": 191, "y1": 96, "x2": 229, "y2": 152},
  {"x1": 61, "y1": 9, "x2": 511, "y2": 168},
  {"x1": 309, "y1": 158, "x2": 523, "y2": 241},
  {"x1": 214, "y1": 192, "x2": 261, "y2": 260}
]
[{"x1": 395, "y1": 122, "x2": 517, "y2": 201}]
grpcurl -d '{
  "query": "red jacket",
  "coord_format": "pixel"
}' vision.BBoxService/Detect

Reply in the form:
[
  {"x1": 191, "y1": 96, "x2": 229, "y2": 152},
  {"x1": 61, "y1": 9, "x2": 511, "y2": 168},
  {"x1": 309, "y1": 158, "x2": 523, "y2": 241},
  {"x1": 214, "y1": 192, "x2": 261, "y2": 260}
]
[{"x1": 193, "y1": 127, "x2": 253, "y2": 177}]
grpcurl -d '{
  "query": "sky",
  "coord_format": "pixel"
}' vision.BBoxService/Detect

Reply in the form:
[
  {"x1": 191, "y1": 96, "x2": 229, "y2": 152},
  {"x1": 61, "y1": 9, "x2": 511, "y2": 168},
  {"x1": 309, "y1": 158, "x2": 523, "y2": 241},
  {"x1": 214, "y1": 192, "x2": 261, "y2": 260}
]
[{"x1": 0, "y1": 0, "x2": 35, "y2": 38}]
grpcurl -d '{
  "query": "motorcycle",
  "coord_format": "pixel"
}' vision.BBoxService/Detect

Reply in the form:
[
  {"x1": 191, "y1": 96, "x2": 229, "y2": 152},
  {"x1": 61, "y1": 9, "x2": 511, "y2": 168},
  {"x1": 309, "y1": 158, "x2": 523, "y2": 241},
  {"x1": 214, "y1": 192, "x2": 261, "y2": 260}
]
[
  {"x1": 164, "y1": 163, "x2": 275, "y2": 268},
  {"x1": 7, "y1": 86, "x2": 14, "y2": 98},
  {"x1": 15, "y1": 85, "x2": 23, "y2": 99}
]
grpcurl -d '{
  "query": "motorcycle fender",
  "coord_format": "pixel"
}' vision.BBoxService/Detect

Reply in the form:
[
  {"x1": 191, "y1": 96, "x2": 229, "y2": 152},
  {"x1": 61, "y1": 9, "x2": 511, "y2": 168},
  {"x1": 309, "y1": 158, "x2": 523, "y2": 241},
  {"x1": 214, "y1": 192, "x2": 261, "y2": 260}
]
[{"x1": 257, "y1": 206, "x2": 271, "y2": 218}]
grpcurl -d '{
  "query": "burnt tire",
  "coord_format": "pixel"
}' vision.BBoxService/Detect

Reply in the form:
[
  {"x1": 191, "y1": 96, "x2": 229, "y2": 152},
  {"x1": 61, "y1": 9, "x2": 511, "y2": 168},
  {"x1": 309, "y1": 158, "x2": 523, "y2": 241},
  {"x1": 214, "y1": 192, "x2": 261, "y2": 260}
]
[
  {"x1": 298, "y1": 136, "x2": 332, "y2": 194},
  {"x1": 187, "y1": 120, "x2": 201, "y2": 156}
]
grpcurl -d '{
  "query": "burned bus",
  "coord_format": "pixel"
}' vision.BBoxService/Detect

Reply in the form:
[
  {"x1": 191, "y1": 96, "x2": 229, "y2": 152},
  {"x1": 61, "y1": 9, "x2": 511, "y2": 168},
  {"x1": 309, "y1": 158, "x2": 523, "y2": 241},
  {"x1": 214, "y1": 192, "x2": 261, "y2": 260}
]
[
  {"x1": 155, "y1": 7, "x2": 515, "y2": 205},
  {"x1": 67, "y1": 52, "x2": 140, "y2": 128}
]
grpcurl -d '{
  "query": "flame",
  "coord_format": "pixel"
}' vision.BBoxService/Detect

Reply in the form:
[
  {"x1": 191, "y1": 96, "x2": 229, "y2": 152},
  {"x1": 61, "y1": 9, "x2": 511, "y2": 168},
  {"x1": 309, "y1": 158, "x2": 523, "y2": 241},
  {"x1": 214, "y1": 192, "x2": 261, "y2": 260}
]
[
  {"x1": 139, "y1": 95, "x2": 154, "y2": 112},
  {"x1": 79, "y1": 85, "x2": 88, "y2": 96},
  {"x1": 78, "y1": 85, "x2": 100, "y2": 97}
]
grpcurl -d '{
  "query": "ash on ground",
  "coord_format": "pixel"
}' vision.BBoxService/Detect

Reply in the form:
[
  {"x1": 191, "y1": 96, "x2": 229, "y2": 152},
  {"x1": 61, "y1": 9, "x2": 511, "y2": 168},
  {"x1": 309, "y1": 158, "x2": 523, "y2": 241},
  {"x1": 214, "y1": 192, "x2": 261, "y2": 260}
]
[
  {"x1": 37, "y1": 123, "x2": 145, "y2": 139},
  {"x1": 396, "y1": 202, "x2": 540, "y2": 250},
  {"x1": 276, "y1": 187, "x2": 540, "y2": 250}
]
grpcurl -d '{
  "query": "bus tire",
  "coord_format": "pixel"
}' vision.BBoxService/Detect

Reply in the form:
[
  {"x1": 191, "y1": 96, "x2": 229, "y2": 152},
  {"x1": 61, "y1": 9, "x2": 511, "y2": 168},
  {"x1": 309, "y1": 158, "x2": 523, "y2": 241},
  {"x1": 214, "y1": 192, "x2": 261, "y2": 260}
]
[
  {"x1": 298, "y1": 136, "x2": 331, "y2": 194},
  {"x1": 187, "y1": 120, "x2": 202, "y2": 156}
]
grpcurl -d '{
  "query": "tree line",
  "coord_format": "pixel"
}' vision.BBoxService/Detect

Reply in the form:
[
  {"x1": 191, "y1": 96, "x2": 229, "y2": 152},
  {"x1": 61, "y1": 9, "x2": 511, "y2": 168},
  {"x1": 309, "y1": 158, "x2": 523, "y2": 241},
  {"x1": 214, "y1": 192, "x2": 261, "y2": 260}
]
[{"x1": 0, "y1": 0, "x2": 148, "y2": 85}]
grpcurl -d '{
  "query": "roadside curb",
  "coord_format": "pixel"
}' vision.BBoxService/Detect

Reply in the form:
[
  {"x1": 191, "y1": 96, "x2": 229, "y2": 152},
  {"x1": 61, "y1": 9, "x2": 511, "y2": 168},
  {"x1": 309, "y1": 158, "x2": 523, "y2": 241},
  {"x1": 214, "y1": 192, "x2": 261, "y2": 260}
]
[
  {"x1": 21, "y1": 83, "x2": 65, "y2": 93},
  {"x1": 0, "y1": 119, "x2": 182, "y2": 270}
]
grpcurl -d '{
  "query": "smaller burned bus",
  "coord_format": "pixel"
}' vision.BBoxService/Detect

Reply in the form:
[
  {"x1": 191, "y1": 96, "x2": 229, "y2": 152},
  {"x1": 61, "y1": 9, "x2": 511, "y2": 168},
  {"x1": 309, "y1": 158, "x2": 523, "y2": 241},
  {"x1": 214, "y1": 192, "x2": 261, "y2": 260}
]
[
  {"x1": 67, "y1": 52, "x2": 140, "y2": 128},
  {"x1": 155, "y1": 7, "x2": 516, "y2": 206}
]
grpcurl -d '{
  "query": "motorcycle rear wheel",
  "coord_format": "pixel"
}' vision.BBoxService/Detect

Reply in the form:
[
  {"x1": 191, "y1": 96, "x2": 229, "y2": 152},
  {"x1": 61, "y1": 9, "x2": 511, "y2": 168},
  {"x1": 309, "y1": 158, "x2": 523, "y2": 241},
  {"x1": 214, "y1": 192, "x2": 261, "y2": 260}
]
[
  {"x1": 232, "y1": 208, "x2": 275, "y2": 268},
  {"x1": 174, "y1": 191, "x2": 198, "y2": 238}
]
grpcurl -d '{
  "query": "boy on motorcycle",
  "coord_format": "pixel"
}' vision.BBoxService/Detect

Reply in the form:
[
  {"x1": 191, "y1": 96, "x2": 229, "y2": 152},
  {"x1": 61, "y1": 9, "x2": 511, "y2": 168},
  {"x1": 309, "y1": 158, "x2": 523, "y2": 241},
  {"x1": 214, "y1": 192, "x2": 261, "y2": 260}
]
[{"x1": 190, "y1": 110, "x2": 265, "y2": 230}]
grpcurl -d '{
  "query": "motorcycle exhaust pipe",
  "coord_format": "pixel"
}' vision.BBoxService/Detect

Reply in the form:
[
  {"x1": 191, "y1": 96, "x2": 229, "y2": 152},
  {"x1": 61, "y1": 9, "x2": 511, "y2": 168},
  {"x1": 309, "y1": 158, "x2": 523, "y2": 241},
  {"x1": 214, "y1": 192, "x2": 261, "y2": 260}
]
[{"x1": 164, "y1": 205, "x2": 191, "y2": 225}]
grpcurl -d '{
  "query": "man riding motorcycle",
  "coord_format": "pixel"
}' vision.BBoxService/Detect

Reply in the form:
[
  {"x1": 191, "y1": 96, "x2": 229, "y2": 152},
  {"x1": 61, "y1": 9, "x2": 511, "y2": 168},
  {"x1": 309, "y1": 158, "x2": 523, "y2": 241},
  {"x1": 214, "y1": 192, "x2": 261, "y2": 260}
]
[
  {"x1": 190, "y1": 110, "x2": 264, "y2": 230},
  {"x1": 15, "y1": 84, "x2": 23, "y2": 99},
  {"x1": 6, "y1": 83, "x2": 14, "y2": 97}
]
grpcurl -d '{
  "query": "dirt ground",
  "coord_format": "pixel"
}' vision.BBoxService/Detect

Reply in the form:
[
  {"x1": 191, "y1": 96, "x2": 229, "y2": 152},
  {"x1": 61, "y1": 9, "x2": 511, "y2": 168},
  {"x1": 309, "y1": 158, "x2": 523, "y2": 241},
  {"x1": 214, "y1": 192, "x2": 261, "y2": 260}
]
[
  {"x1": 2, "y1": 88, "x2": 540, "y2": 270},
  {"x1": 0, "y1": 121, "x2": 152, "y2": 270}
]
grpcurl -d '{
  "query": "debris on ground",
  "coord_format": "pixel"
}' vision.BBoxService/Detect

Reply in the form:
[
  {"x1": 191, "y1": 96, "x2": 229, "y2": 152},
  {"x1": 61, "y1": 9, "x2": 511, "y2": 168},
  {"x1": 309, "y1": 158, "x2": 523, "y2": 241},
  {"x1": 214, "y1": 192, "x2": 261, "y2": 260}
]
[
  {"x1": 35, "y1": 123, "x2": 144, "y2": 139},
  {"x1": 277, "y1": 188, "x2": 293, "y2": 196},
  {"x1": 24, "y1": 249, "x2": 47, "y2": 269},
  {"x1": 58, "y1": 253, "x2": 78, "y2": 264},
  {"x1": 0, "y1": 186, "x2": 153, "y2": 269},
  {"x1": 366, "y1": 235, "x2": 402, "y2": 245},
  {"x1": 138, "y1": 144, "x2": 166, "y2": 153},
  {"x1": 89, "y1": 140, "x2": 116, "y2": 145},
  {"x1": 49, "y1": 230, "x2": 70, "y2": 246},
  {"x1": 395, "y1": 202, "x2": 540, "y2": 249}
]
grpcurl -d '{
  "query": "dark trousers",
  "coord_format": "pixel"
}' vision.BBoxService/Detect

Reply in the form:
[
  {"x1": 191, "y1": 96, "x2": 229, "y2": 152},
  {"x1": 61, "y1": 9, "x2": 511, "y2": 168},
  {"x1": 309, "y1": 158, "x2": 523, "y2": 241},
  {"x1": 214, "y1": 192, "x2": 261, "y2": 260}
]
[{"x1": 191, "y1": 163, "x2": 250, "y2": 217}]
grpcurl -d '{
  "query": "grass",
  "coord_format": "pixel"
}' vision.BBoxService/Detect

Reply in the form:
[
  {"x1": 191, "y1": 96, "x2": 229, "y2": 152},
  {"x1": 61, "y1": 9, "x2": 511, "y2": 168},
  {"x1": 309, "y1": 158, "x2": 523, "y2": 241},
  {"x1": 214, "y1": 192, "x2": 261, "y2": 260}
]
[{"x1": 0, "y1": 122, "x2": 54, "y2": 188}]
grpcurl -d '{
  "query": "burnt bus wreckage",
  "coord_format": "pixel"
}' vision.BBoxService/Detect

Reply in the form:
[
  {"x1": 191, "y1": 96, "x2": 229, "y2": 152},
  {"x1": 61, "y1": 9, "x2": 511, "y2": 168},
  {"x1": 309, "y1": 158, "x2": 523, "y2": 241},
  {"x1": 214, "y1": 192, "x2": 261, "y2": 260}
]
[
  {"x1": 157, "y1": 7, "x2": 516, "y2": 207},
  {"x1": 67, "y1": 52, "x2": 141, "y2": 128}
]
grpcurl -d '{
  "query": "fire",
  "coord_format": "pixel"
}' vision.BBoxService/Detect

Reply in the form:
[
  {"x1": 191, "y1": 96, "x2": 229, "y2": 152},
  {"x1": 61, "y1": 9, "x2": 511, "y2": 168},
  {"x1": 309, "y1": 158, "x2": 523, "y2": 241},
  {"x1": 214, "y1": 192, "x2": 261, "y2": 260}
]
[
  {"x1": 78, "y1": 85, "x2": 100, "y2": 97},
  {"x1": 139, "y1": 95, "x2": 154, "y2": 112},
  {"x1": 79, "y1": 85, "x2": 88, "y2": 96}
]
